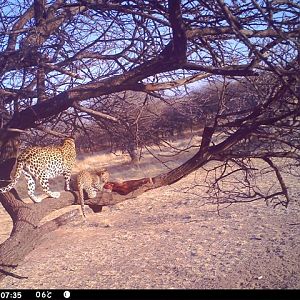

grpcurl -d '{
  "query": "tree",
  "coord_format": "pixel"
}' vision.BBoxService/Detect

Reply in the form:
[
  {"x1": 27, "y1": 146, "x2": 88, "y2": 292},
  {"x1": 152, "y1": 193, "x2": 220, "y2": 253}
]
[
  {"x1": 75, "y1": 91, "x2": 160, "y2": 164},
  {"x1": 0, "y1": 0, "x2": 299, "y2": 280}
]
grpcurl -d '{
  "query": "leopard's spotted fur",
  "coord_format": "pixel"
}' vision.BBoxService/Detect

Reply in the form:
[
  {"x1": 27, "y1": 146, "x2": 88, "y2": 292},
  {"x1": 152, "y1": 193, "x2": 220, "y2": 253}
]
[
  {"x1": 0, "y1": 138, "x2": 76, "y2": 203},
  {"x1": 76, "y1": 168, "x2": 109, "y2": 218}
]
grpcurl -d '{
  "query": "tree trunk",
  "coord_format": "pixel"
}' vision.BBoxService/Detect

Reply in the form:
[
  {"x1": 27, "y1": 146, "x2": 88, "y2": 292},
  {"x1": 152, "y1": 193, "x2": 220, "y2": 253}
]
[{"x1": 128, "y1": 147, "x2": 140, "y2": 165}]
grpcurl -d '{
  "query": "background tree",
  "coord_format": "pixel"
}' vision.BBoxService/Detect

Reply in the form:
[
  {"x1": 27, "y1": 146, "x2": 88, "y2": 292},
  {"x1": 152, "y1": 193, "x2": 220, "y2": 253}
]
[
  {"x1": 75, "y1": 91, "x2": 160, "y2": 164},
  {"x1": 0, "y1": 0, "x2": 299, "y2": 280}
]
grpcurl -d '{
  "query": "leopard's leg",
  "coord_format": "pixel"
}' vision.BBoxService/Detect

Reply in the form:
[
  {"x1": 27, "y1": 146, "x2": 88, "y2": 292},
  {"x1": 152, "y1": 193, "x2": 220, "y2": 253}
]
[
  {"x1": 78, "y1": 188, "x2": 97, "y2": 218},
  {"x1": 78, "y1": 185, "x2": 87, "y2": 218},
  {"x1": 63, "y1": 170, "x2": 71, "y2": 191},
  {"x1": 23, "y1": 170, "x2": 42, "y2": 203},
  {"x1": 39, "y1": 172, "x2": 60, "y2": 198}
]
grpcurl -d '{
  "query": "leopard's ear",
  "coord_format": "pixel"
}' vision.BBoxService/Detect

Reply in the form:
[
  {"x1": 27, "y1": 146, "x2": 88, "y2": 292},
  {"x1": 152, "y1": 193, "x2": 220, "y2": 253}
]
[{"x1": 63, "y1": 137, "x2": 75, "y2": 146}]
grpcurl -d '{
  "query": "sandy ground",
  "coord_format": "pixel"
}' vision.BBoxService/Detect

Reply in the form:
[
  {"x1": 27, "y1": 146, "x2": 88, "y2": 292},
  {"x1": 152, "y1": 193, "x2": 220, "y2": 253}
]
[{"x1": 0, "y1": 138, "x2": 300, "y2": 289}]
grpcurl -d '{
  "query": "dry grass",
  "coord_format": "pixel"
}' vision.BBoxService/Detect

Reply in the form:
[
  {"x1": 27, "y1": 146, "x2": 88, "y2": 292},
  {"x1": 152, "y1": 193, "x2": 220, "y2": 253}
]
[{"x1": 75, "y1": 134, "x2": 202, "y2": 179}]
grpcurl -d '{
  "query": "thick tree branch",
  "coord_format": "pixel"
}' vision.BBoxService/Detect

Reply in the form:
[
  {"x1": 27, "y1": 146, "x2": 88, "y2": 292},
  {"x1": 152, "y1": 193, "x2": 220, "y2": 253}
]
[
  {"x1": 186, "y1": 27, "x2": 300, "y2": 40},
  {"x1": 140, "y1": 73, "x2": 211, "y2": 91},
  {"x1": 183, "y1": 62, "x2": 258, "y2": 76}
]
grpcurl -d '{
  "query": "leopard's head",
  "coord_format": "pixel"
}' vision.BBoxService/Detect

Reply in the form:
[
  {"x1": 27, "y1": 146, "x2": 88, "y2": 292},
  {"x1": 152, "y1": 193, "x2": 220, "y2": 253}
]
[{"x1": 95, "y1": 168, "x2": 110, "y2": 183}]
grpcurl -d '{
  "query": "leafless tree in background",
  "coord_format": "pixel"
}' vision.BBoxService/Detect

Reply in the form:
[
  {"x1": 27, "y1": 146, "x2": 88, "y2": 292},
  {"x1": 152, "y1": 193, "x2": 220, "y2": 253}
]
[
  {"x1": 74, "y1": 91, "x2": 160, "y2": 163},
  {"x1": 0, "y1": 0, "x2": 299, "y2": 279}
]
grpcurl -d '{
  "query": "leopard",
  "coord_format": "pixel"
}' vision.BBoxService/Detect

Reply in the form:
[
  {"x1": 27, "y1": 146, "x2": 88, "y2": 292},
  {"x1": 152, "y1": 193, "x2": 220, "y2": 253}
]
[
  {"x1": 76, "y1": 168, "x2": 110, "y2": 218},
  {"x1": 0, "y1": 138, "x2": 76, "y2": 203}
]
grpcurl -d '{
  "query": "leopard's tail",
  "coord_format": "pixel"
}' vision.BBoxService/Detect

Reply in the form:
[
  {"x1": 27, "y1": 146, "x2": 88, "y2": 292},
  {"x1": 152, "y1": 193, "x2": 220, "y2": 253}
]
[
  {"x1": 78, "y1": 184, "x2": 86, "y2": 218},
  {"x1": 0, "y1": 161, "x2": 24, "y2": 193}
]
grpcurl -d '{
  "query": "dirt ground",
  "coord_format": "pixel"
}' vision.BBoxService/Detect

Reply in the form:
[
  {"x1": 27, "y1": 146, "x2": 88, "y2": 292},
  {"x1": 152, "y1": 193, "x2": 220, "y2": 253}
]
[{"x1": 1, "y1": 172, "x2": 300, "y2": 289}]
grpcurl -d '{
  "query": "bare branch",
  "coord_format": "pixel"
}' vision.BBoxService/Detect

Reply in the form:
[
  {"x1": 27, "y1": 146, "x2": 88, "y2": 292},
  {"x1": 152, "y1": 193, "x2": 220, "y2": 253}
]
[
  {"x1": 262, "y1": 157, "x2": 290, "y2": 207},
  {"x1": 35, "y1": 126, "x2": 69, "y2": 138},
  {"x1": 141, "y1": 73, "x2": 211, "y2": 91},
  {"x1": 73, "y1": 103, "x2": 119, "y2": 123}
]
